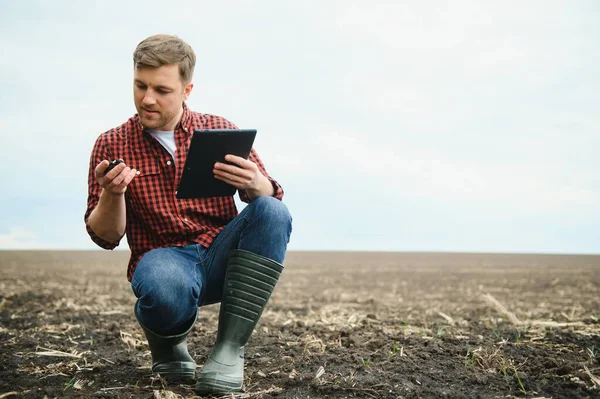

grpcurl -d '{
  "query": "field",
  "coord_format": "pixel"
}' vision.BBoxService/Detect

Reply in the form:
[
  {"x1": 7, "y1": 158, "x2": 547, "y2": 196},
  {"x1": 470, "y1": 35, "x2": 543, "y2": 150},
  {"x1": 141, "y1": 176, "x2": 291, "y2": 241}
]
[{"x1": 1, "y1": 250, "x2": 599, "y2": 398}]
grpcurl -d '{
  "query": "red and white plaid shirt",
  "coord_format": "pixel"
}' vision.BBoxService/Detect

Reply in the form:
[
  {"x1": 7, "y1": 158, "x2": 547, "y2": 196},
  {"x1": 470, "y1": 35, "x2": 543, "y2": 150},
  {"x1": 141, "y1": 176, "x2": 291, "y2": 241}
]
[{"x1": 85, "y1": 105, "x2": 284, "y2": 281}]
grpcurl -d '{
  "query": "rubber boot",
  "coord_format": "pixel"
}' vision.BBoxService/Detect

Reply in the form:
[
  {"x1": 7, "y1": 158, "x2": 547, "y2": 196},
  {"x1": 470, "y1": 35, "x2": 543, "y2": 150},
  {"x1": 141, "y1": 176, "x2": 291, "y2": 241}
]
[
  {"x1": 136, "y1": 308, "x2": 197, "y2": 382},
  {"x1": 195, "y1": 250, "x2": 284, "y2": 394}
]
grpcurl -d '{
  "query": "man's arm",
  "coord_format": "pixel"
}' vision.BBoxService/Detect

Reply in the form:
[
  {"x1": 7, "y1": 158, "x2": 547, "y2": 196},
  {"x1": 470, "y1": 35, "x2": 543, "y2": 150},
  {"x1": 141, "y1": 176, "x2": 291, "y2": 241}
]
[
  {"x1": 84, "y1": 134, "x2": 137, "y2": 248},
  {"x1": 87, "y1": 160, "x2": 137, "y2": 241}
]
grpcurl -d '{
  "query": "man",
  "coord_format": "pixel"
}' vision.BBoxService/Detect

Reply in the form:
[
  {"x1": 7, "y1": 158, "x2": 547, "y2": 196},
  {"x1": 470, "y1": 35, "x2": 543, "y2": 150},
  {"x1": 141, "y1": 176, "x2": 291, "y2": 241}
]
[{"x1": 85, "y1": 34, "x2": 292, "y2": 394}]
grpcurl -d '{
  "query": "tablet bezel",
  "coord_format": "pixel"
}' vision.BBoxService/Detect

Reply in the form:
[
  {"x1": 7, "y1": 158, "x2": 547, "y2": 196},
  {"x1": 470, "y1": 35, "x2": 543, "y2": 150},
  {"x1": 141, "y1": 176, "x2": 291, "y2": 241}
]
[{"x1": 176, "y1": 129, "x2": 257, "y2": 199}]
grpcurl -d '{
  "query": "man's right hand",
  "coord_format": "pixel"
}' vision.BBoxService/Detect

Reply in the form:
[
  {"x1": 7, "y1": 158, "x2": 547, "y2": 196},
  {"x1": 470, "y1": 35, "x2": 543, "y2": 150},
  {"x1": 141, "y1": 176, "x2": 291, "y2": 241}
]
[{"x1": 95, "y1": 160, "x2": 137, "y2": 195}]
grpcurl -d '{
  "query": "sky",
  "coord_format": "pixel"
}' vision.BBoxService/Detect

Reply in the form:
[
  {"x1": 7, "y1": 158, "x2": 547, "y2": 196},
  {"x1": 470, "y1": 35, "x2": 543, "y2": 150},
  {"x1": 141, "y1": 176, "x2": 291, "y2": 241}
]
[{"x1": 0, "y1": 1, "x2": 598, "y2": 253}]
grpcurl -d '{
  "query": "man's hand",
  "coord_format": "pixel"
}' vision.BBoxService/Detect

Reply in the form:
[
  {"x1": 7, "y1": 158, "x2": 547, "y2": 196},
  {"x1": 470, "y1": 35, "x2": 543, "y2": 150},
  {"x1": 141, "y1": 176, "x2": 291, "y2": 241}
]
[
  {"x1": 95, "y1": 160, "x2": 137, "y2": 195},
  {"x1": 214, "y1": 155, "x2": 274, "y2": 199}
]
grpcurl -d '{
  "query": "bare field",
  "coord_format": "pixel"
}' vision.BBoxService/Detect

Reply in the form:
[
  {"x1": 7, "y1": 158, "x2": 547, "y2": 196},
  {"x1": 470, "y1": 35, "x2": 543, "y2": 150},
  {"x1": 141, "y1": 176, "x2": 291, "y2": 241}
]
[{"x1": 1, "y1": 250, "x2": 599, "y2": 398}]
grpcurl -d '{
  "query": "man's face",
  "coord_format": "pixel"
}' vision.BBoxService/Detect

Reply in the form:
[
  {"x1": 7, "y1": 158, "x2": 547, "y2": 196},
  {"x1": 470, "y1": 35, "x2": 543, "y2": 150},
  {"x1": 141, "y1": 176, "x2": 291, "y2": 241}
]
[{"x1": 133, "y1": 64, "x2": 193, "y2": 131}]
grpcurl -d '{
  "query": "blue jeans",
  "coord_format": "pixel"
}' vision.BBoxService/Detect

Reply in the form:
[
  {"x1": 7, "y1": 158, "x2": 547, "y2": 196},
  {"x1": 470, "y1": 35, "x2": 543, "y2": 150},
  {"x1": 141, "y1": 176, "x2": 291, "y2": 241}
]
[{"x1": 131, "y1": 196, "x2": 292, "y2": 335}]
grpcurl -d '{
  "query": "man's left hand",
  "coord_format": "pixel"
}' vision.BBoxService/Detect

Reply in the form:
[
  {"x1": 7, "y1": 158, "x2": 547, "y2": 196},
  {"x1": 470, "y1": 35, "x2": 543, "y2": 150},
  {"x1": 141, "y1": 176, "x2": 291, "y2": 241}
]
[{"x1": 214, "y1": 155, "x2": 274, "y2": 199}]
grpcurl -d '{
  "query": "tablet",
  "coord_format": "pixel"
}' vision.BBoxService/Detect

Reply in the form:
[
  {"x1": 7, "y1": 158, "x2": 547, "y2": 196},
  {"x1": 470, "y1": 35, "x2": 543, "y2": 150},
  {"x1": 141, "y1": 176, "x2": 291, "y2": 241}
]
[{"x1": 176, "y1": 129, "x2": 257, "y2": 199}]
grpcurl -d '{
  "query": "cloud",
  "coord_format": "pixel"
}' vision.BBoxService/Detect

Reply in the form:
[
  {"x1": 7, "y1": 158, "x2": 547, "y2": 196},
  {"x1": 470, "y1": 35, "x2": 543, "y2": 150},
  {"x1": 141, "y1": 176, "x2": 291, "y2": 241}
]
[
  {"x1": 274, "y1": 126, "x2": 598, "y2": 213},
  {"x1": 0, "y1": 228, "x2": 47, "y2": 249}
]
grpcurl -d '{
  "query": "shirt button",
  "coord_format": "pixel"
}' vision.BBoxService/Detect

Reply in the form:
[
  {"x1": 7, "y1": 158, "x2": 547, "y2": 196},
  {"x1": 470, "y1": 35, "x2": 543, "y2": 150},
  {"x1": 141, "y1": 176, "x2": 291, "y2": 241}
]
[
  {"x1": 166, "y1": 160, "x2": 172, "y2": 166},
  {"x1": 136, "y1": 170, "x2": 141, "y2": 175},
  {"x1": 184, "y1": 218, "x2": 188, "y2": 222}
]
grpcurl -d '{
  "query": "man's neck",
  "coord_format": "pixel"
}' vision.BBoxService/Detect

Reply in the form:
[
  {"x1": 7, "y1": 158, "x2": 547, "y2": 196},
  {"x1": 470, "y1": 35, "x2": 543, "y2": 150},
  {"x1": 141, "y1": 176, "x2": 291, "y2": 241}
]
[{"x1": 162, "y1": 106, "x2": 184, "y2": 131}]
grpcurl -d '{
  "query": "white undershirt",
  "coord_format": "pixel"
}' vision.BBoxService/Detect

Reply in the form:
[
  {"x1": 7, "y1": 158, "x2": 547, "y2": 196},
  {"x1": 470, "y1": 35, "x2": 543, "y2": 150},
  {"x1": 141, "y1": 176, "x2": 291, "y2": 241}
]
[{"x1": 148, "y1": 129, "x2": 176, "y2": 162}]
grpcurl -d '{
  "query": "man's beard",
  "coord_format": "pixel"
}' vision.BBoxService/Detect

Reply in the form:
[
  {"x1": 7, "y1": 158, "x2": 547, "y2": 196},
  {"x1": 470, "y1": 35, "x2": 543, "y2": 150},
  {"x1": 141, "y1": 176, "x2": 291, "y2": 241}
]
[{"x1": 138, "y1": 108, "x2": 177, "y2": 130}]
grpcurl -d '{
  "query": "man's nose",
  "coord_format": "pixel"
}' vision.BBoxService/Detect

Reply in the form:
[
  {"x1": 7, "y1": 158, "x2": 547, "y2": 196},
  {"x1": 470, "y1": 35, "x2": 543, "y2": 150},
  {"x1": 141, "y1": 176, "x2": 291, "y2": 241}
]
[{"x1": 142, "y1": 92, "x2": 156, "y2": 105}]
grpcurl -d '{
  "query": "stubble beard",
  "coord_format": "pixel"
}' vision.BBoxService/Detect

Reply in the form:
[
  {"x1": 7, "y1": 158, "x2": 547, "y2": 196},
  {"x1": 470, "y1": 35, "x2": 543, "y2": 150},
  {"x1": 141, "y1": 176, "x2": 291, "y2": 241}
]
[{"x1": 139, "y1": 107, "x2": 178, "y2": 131}]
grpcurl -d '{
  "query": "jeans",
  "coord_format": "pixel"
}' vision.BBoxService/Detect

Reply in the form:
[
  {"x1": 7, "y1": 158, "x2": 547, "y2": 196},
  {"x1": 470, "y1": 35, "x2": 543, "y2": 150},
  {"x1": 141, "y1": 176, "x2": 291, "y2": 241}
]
[{"x1": 131, "y1": 196, "x2": 292, "y2": 335}]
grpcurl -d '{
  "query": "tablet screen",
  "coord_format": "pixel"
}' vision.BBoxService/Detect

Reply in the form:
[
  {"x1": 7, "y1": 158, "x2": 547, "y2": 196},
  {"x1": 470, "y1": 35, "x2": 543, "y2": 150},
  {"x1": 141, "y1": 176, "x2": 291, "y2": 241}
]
[{"x1": 176, "y1": 129, "x2": 257, "y2": 199}]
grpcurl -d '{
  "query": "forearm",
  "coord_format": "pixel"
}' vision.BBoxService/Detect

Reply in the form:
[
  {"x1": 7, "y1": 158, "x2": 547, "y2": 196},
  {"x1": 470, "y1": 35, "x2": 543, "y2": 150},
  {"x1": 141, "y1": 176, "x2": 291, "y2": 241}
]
[{"x1": 87, "y1": 189, "x2": 127, "y2": 241}]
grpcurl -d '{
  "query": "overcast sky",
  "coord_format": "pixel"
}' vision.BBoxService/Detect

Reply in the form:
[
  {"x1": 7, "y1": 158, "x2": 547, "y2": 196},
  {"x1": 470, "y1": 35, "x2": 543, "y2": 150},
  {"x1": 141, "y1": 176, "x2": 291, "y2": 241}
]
[{"x1": 1, "y1": 1, "x2": 598, "y2": 253}]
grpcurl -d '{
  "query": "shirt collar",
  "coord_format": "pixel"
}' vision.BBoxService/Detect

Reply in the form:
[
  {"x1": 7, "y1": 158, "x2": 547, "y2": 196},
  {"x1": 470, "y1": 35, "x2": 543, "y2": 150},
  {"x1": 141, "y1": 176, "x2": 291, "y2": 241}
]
[{"x1": 178, "y1": 102, "x2": 192, "y2": 132}]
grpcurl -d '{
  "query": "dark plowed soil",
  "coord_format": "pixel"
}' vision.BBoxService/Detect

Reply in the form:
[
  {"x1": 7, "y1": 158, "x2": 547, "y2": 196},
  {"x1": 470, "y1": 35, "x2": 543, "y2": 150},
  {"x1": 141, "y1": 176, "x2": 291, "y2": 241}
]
[{"x1": 1, "y1": 251, "x2": 599, "y2": 398}]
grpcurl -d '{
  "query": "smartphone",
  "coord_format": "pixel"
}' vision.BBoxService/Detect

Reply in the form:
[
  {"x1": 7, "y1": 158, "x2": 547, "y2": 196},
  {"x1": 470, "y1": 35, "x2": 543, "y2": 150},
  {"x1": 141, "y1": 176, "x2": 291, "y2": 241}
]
[{"x1": 104, "y1": 159, "x2": 124, "y2": 176}]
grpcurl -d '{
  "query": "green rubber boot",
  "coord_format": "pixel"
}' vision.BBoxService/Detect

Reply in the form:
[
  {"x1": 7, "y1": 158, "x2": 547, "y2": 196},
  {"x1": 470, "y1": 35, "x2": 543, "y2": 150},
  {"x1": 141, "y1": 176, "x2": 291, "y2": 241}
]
[
  {"x1": 136, "y1": 309, "x2": 197, "y2": 382},
  {"x1": 195, "y1": 250, "x2": 284, "y2": 394}
]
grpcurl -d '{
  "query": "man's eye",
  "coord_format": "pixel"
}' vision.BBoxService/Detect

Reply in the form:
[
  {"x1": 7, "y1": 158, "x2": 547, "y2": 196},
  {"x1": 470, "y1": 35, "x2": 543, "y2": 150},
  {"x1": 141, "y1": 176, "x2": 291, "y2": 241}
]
[
  {"x1": 157, "y1": 89, "x2": 169, "y2": 94},
  {"x1": 136, "y1": 84, "x2": 146, "y2": 89}
]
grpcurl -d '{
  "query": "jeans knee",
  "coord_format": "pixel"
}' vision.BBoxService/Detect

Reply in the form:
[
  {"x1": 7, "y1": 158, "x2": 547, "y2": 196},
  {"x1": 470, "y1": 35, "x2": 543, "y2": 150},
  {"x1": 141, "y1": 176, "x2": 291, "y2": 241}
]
[
  {"x1": 250, "y1": 196, "x2": 292, "y2": 231},
  {"x1": 147, "y1": 279, "x2": 186, "y2": 311},
  {"x1": 134, "y1": 266, "x2": 199, "y2": 333},
  {"x1": 137, "y1": 283, "x2": 197, "y2": 334}
]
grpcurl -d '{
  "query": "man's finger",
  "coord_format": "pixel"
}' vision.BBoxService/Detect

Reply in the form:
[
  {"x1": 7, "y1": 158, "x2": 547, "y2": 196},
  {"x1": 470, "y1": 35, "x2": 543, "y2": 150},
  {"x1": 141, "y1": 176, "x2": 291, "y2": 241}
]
[
  {"x1": 214, "y1": 175, "x2": 244, "y2": 188},
  {"x1": 107, "y1": 166, "x2": 128, "y2": 185},
  {"x1": 95, "y1": 160, "x2": 110, "y2": 179},
  {"x1": 123, "y1": 169, "x2": 137, "y2": 186},
  {"x1": 224, "y1": 154, "x2": 253, "y2": 169},
  {"x1": 107, "y1": 162, "x2": 127, "y2": 179},
  {"x1": 214, "y1": 170, "x2": 248, "y2": 184},
  {"x1": 214, "y1": 167, "x2": 251, "y2": 182},
  {"x1": 113, "y1": 169, "x2": 137, "y2": 193},
  {"x1": 214, "y1": 171, "x2": 248, "y2": 187},
  {"x1": 214, "y1": 164, "x2": 252, "y2": 179}
]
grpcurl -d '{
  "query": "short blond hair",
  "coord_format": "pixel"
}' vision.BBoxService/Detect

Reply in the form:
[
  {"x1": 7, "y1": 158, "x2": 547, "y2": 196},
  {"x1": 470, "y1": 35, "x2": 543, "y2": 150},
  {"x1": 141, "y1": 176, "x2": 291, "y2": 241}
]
[{"x1": 133, "y1": 34, "x2": 196, "y2": 83}]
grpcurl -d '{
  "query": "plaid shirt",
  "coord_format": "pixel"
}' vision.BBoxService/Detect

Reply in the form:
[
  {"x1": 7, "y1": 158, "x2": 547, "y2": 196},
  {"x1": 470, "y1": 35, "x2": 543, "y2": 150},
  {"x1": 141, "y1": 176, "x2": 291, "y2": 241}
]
[{"x1": 85, "y1": 105, "x2": 284, "y2": 281}]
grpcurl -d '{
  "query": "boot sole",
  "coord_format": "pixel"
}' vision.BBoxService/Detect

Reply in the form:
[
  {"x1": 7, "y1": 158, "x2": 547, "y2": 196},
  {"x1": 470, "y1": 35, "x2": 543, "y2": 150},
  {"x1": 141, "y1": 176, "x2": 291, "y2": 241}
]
[
  {"x1": 195, "y1": 373, "x2": 242, "y2": 394},
  {"x1": 154, "y1": 361, "x2": 197, "y2": 382}
]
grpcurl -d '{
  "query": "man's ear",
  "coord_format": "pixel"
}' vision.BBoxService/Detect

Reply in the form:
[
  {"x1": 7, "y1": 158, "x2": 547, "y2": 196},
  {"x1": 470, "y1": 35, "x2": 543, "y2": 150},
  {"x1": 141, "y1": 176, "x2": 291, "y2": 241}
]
[{"x1": 183, "y1": 82, "x2": 194, "y2": 101}]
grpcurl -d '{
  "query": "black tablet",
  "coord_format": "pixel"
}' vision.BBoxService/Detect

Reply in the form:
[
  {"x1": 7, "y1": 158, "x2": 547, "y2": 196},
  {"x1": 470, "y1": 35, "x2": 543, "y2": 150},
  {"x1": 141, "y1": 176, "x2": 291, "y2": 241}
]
[{"x1": 176, "y1": 129, "x2": 257, "y2": 199}]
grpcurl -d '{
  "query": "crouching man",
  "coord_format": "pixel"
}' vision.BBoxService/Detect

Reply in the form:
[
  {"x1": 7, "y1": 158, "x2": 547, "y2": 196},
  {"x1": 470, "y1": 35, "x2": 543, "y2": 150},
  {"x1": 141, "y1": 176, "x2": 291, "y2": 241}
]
[{"x1": 84, "y1": 34, "x2": 292, "y2": 394}]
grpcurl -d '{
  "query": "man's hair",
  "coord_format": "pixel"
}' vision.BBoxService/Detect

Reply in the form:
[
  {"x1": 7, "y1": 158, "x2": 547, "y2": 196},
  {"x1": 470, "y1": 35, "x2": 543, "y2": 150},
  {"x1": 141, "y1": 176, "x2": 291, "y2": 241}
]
[{"x1": 133, "y1": 34, "x2": 196, "y2": 83}]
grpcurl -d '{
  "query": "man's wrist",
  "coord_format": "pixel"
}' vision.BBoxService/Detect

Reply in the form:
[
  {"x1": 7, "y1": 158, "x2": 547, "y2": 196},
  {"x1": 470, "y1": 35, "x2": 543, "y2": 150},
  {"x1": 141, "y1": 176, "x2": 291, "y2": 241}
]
[
  {"x1": 246, "y1": 175, "x2": 275, "y2": 200},
  {"x1": 101, "y1": 188, "x2": 126, "y2": 198}
]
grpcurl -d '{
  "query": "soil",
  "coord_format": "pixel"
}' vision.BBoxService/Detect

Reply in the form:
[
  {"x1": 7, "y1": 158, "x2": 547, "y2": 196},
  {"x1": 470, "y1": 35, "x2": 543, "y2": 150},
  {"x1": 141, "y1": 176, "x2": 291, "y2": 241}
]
[{"x1": 0, "y1": 250, "x2": 599, "y2": 399}]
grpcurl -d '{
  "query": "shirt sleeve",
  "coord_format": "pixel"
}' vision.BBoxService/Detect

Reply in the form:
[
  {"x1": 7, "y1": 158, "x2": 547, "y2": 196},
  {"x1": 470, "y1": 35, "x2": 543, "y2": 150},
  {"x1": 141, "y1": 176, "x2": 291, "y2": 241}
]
[
  {"x1": 239, "y1": 148, "x2": 285, "y2": 203},
  {"x1": 84, "y1": 134, "x2": 121, "y2": 250}
]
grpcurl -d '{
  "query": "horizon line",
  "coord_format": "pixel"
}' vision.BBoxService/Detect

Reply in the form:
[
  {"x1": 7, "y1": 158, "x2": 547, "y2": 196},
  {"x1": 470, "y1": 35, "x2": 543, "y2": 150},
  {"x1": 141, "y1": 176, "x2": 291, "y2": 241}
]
[{"x1": 0, "y1": 248, "x2": 598, "y2": 256}]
